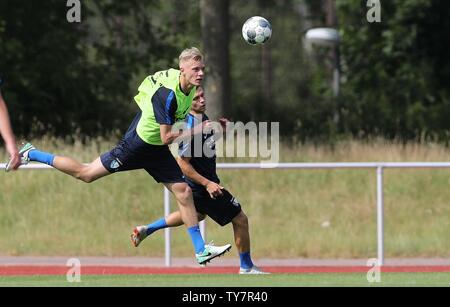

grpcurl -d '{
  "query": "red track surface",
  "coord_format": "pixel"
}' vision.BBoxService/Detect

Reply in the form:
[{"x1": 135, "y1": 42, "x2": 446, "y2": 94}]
[{"x1": 1, "y1": 265, "x2": 450, "y2": 276}]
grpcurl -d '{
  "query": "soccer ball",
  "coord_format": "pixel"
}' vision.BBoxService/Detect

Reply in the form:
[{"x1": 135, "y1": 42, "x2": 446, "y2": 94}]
[{"x1": 242, "y1": 16, "x2": 272, "y2": 45}]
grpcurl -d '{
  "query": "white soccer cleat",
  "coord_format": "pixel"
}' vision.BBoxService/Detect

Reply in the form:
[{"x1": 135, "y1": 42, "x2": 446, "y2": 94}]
[
  {"x1": 196, "y1": 241, "x2": 232, "y2": 265},
  {"x1": 5, "y1": 142, "x2": 35, "y2": 172},
  {"x1": 130, "y1": 225, "x2": 148, "y2": 247},
  {"x1": 239, "y1": 266, "x2": 270, "y2": 275}
]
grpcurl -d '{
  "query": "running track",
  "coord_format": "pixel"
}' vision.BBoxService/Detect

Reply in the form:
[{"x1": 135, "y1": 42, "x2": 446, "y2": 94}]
[
  {"x1": 1, "y1": 257, "x2": 450, "y2": 275},
  {"x1": 2, "y1": 265, "x2": 450, "y2": 276}
]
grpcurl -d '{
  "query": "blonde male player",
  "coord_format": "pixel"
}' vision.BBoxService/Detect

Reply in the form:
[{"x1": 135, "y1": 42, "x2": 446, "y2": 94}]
[{"x1": 7, "y1": 48, "x2": 231, "y2": 265}]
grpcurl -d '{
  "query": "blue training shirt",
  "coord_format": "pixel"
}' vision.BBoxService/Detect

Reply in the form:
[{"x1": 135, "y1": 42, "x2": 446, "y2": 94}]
[{"x1": 178, "y1": 113, "x2": 220, "y2": 192}]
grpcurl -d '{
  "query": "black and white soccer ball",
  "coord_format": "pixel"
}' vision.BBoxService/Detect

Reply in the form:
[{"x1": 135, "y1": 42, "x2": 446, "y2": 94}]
[{"x1": 242, "y1": 16, "x2": 272, "y2": 45}]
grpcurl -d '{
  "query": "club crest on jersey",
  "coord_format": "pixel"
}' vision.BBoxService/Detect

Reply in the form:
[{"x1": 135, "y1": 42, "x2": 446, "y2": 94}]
[{"x1": 110, "y1": 159, "x2": 121, "y2": 170}]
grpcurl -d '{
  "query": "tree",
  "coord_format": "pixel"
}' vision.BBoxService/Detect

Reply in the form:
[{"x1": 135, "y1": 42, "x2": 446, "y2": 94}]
[
  {"x1": 200, "y1": 0, "x2": 231, "y2": 119},
  {"x1": 0, "y1": 0, "x2": 197, "y2": 139},
  {"x1": 337, "y1": 0, "x2": 450, "y2": 141}
]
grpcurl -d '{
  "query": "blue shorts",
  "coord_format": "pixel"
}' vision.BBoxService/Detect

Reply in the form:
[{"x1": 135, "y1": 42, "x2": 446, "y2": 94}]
[{"x1": 100, "y1": 112, "x2": 185, "y2": 183}]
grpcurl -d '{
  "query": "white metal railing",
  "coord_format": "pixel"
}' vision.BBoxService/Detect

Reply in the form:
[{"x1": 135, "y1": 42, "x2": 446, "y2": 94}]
[{"x1": 3, "y1": 162, "x2": 450, "y2": 266}]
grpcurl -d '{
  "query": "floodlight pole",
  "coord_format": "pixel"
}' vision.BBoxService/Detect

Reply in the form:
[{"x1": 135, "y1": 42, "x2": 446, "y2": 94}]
[
  {"x1": 332, "y1": 49, "x2": 340, "y2": 98},
  {"x1": 325, "y1": 0, "x2": 341, "y2": 127},
  {"x1": 333, "y1": 45, "x2": 341, "y2": 128},
  {"x1": 304, "y1": 27, "x2": 341, "y2": 129}
]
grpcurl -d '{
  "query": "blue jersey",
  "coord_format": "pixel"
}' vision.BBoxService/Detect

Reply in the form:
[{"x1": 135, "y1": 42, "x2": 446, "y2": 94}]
[{"x1": 178, "y1": 113, "x2": 220, "y2": 192}]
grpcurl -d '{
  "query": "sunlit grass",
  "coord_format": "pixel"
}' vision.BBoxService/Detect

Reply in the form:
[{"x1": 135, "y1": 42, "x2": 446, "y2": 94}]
[
  {"x1": 1, "y1": 138, "x2": 450, "y2": 258},
  {"x1": 1, "y1": 273, "x2": 450, "y2": 287}
]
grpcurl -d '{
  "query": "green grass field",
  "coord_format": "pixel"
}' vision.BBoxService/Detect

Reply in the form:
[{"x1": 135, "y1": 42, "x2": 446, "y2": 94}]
[
  {"x1": 1, "y1": 273, "x2": 450, "y2": 287},
  {"x1": 1, "y1": 138, "x2": 450, "y2": 258}
]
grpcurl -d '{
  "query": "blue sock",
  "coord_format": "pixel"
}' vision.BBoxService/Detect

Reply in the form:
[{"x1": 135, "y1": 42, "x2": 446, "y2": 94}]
[
  {"x1": 29, "y1": 150, "x2": 55, "y2": 166},
  {"x1": 146, "y1": 218, "x2": 168, "y2": 235},
  {"x1": 187, "y1": 225, "x2": 205, "y2": 254},
  {"x1": 239, "y1": 252, "x2": 254, "y2": 269}
]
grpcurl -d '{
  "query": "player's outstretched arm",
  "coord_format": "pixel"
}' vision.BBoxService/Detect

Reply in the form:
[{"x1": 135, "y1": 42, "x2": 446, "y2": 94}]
[
  {"x1": 0, "y1": 93, "x2": 20, "y2": 170},
  {"x1": 160, "y1": 121, "x2": 210, "y2": 145}
]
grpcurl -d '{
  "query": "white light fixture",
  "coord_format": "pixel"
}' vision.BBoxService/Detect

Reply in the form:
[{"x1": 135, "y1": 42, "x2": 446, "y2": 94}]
[{"x1": 305, "y1": 27, "x2": 340, "y2": 47}]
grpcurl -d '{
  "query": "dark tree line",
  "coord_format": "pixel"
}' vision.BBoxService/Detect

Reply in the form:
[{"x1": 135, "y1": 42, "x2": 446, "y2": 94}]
[{"x1": 1, "y1": 0, "x2": 450, "y2": 143}]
